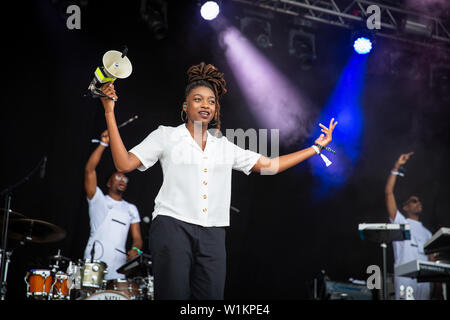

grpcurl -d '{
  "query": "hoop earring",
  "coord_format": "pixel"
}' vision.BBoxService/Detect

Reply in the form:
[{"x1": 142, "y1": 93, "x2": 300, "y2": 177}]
[{"x1": 180, "y1": 109, "x2": 187, "y2": 122}]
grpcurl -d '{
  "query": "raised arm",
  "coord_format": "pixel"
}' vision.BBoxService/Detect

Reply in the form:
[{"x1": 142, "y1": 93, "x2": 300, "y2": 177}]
[
  {"x1": 84, "y1": 130, "x2": 109, "y2": 200},
  {"x1": 385, "y1": 152, "x2": 413, "y2": 221},
  {"x1": 100, "y1": 82, "x2": 142, "y2": 173},
  {"x1": 127, "y1": 223, "x2": 144, "y2": 260},
  {"x1": 252, "y1": 118, "x2": 338, "y2": 174}
]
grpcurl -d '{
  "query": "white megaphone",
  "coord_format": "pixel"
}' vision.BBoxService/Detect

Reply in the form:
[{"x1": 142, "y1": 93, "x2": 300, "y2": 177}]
[{"x1": 87, "y1": 47, "x2": 132, "y2": 101}]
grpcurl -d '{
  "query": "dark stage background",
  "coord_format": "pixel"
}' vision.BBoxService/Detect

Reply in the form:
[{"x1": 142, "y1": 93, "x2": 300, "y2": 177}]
[{"x1": 1, "y1": 0, "x2": 449, "y2": 300}]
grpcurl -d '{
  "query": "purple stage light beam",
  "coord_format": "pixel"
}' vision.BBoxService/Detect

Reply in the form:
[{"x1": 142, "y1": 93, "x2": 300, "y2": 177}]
[
  {"x1": 405, "y1": 0, "x2": 450, "y2": 11},
  {"x1": 218, "y1": 24, "x2": 315, "y2": 147}
]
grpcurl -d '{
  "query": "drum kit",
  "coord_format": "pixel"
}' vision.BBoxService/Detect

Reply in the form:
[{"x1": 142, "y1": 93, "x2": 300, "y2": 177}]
[
  {"x1": 24, "y1": 255, "x2": 154, "y2": 300},
  {"x1": 1, "y1": 208, "x2": 154, "y2": 301}
]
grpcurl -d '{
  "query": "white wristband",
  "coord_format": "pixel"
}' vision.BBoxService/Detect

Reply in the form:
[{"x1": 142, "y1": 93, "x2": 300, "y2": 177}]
[
  {"x1": 312, "y1": 145, "x2": 332, "y2": 167},
  {"x1": 312, "y1": 145, "x2": 321, "y2": 154},
  {"x1": 391, "y1": 170, "x2": 404, "y2": 177},
  {"x1": 91, "y1": 139, "x2": 109, "y2": 147}
]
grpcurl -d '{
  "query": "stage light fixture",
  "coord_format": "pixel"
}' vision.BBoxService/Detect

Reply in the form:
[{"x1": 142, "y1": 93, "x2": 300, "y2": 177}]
[
  {"x1": 402, "y1": 16, "x2": 433, "y2": 38},
  {"x1": 200, "y1": 1, "x2": 220, "y2": 20},
  {"x1": 288, "y1": 29, "x2": 316, "y2": 70},
  {"x1": 240, "y1": 17, "x2": 273, "y2": 49},
  {"x1": 351, "y1": 31, "x2": 375, "y2": 55},
  {"x1": 353, "y1": 37, "x2": 372, "y2": 54}
]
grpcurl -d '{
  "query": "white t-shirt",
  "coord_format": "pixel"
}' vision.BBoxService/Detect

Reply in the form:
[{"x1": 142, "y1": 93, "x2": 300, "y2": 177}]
[
  {"x1": 84, "y1": 187, "x2": 140, "y2": 279},
  {"x1": 390, "y1": 210, "x2": 431, "y2": 267},
  {"x1": 129, "y1": 124, "x2": 262, "y2": 227},
  {"x1": 390, "y1": 210, "x2": 432, "y2": 299}
]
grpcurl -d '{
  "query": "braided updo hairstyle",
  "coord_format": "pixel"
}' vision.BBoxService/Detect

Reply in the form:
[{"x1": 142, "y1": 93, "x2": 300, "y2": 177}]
[{"x1": 184, "y1": 62, "x2": 227, "y2": 133}]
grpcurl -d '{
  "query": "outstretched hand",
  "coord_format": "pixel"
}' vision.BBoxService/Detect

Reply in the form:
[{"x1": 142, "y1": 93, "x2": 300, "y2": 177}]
[
  {"x1": 314, "y1": 118, "x2": 338, "y2": 147},
  {"x1": 100, "y1": 81, "x2": 118, "y2": 113},
  {"x1": 395, "y1": 152, "x2": 414, "y2": 168}
]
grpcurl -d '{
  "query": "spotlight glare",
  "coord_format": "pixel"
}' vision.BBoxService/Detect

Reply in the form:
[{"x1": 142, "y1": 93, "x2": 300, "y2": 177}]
[
  {"x1": 353, "y1": 37, "x2": 372, "y2": 54},
  {"x1": 200, "y1": 1, "x2": 220, "y2": 21}
]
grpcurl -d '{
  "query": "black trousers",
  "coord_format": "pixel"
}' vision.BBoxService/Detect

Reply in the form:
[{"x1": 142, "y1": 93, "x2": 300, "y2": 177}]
[{"x1": 149, "y1": 215, "x2": 226, "y2": 300}]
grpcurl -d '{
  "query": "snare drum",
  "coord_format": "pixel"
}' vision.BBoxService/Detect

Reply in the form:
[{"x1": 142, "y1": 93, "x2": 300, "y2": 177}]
[
  {"x1": 106, "y1": 279, "x2": 142, "y2": 300},
  {"x1": 25, "y1": 269, "x2": 53, "y2": 299},
  {"x1": 52, "y1": 272, "x2": 70, "y2": 300},
  {"x1": 80, "y1": 260, "x2": 108, "y2": 289}
]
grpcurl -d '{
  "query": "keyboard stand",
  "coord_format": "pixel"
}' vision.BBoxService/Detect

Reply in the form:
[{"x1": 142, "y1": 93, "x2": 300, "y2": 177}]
[{"x1": 359, "y1": 223, "x2": 411, "y2": 300}]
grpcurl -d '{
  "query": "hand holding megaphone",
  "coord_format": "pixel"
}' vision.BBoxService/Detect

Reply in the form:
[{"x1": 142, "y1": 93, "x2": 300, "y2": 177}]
[
  {"x1": 87, "y1": 47, "x2": 132, "y2": 103},
  {"x1": 100, "y1": 82, "x2": 118, "y2": 112}
]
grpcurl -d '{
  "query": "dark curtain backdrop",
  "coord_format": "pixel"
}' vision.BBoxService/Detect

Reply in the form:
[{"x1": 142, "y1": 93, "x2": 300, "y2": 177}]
[{"x1": 1, "y1": 0, "x2": 449, "y2": 300}]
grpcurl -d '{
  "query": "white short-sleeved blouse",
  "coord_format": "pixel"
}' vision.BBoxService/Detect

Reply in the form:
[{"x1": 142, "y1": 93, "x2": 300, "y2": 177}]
[{"x1": 129, "y1": 124, "x2": 261, "y2": 227}]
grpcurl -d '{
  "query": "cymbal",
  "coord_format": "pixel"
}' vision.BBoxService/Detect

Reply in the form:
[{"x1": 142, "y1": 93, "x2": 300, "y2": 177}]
[
  {"x1": 7, "y1": 218, "x2": 66, "y2": 244},
  {"x1": 0, "y1": 208, "x2": 26, "y2": 220}
]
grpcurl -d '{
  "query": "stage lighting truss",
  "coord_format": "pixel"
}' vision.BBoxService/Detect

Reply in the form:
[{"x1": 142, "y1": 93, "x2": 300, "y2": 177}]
[
  {"x1": 139, "y1": 0, "x2": 168, "y2": 40},
  {"x1": 288, "y1": 29, "x2": 316, "y2": 69},
  {"x1": 230, "y1": 0, "x2": 450, "y2": 52},
  {"x1": 240, "y1": 16, "x2": 274, "y2": 49}
]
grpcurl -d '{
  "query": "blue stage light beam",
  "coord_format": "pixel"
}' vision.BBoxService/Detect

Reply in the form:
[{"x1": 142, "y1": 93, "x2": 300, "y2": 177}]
[{"x1": 307, "y1": 53, "x2": 369, "y2": 202}]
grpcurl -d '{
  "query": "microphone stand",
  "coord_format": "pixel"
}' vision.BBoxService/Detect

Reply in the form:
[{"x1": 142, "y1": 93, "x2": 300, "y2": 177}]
[
  {"x1": 0, "y1": 156, "x2": 46, "y2": 300},
  {"x1": 141, "y1": 221, "x2": 149, "y2": 253},
  {"x1": 90, "y1": 243, "x2": 95, "y2": 263}
]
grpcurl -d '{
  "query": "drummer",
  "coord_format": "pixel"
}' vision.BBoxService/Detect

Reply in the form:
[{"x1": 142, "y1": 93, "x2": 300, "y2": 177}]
[{"x1": 83, "y1": 130, "x2": 143, "y2": 280}]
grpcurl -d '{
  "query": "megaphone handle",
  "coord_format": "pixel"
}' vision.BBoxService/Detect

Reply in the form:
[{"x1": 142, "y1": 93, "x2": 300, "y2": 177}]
[
  {"x1": 121, "y1": 46, "x2": 128, "y2": 58},
  {"x1": 104, "y1": 94, "x2": 117, "y2": 102},
  {"x1": 93, "y1": 88, "x2": 117, "y2": 101}
]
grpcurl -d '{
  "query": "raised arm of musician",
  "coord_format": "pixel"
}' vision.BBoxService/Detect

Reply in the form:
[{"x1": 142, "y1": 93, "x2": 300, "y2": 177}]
[
  {"x1": 384, "y1": 152, "x2": 413, "y2": 221},
  {"x1": 251, "y1": 118, "x2": 338, "y2": 174},
  {"x1": 100, "y1": 82, "x2": 142, "y2": 173},
  {"x1": 127, "y1": 223, "x2": 144, "y2": 260},
  {"x1": 84, "y1": 130, "x2": 110, "y2": 200}
]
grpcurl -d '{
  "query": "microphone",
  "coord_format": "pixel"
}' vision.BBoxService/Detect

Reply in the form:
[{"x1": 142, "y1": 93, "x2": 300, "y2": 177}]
[
  {"x1": 121, "y1": 46, "x2": 128, "y2": 58},
  {"x1": 40, "y1": 156, "x2": 47, "y2": 179}
]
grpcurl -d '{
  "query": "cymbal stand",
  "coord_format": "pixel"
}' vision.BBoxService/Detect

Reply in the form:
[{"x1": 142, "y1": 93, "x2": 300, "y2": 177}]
[
  {"x1": 0, "y1": 156, "x2": 46, "y2": 300},
  {"x1": 0, "y1": 248, "x2": 11, "y2": 300},
  {"x1": 143, "y1": 261, "x2": 154, "y2": 300},
  {"x1": 49, "y1": 249, "x2": 62, "y2": 301},
  {"x1": 0, "y1": 195, "x2": 12, "y2": 300}
]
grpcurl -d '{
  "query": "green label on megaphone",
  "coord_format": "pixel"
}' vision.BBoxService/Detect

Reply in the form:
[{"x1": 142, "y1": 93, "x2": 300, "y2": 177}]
[{"x1": 94, "y1": 67, "x2": 117, "y2": 83}]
